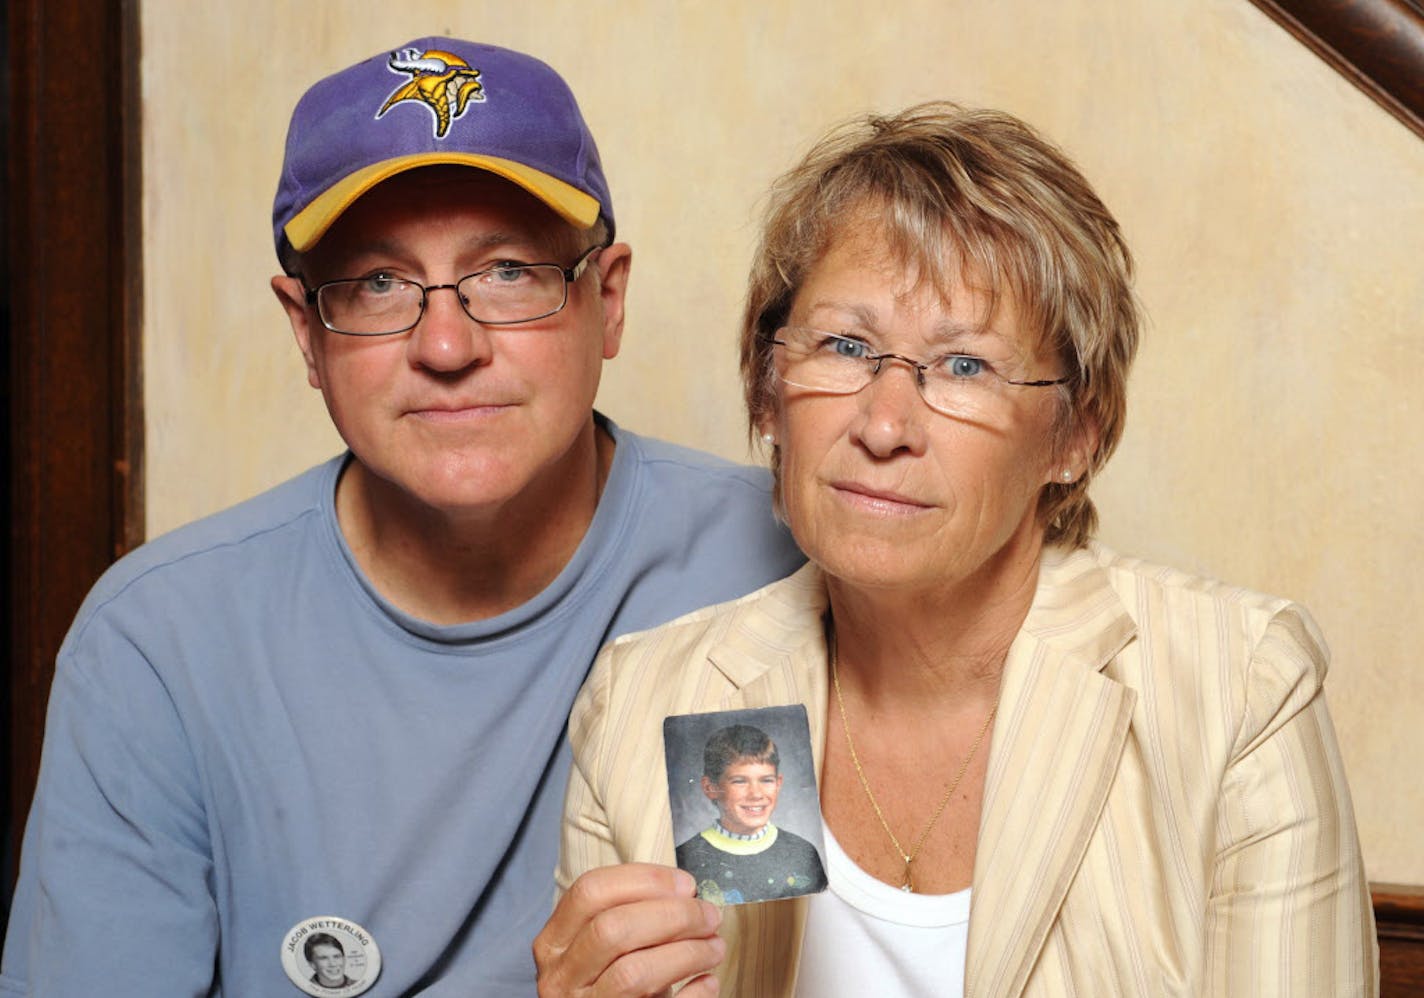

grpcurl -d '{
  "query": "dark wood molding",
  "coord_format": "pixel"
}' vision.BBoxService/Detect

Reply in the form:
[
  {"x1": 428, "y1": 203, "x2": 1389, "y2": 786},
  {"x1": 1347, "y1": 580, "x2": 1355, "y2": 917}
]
[
  {"x1": 1375, "y1": 885, "x2": 1424, "y2": 995},
  {"x1": 1251, "y1": 0, "x2": 1424, "y2": 987},
  {"x1": 1247, "y1": 0, "x2": 1424, "y2": 139},
  {"x1": 1251, "y1": 0, "x2": 1424, "y2": 982},
  {"x1": 4, "y1": 0, "x2": 144, "y2": 899}
]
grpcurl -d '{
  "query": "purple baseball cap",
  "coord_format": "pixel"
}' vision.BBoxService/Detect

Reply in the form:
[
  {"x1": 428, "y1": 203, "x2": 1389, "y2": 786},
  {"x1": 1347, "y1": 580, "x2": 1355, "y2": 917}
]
[{"x1": 272, "y1": 37, "x2": 613, "y2": 262}]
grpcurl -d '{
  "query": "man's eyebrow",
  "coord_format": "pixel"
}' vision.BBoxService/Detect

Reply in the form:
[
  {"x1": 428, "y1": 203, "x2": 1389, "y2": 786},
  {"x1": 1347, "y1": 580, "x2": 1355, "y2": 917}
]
[
  {"x1": 333, "y1": 236, "x2": 404, "y2": 262},
  {"x1": 461, "y1": 231, "x2": 549, "y2": 254},
  {"x1": 329, "y1": 231, "x2": 556, "y2": 271}
]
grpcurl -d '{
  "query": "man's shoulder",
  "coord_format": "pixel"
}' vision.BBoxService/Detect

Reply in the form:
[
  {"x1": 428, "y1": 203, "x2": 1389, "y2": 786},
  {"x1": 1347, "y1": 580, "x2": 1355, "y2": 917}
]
[
  {"x1": 606, "y1": 426, "x2": 790, "y2": 561},
  {"x1": 603, "y1": 564, "x2": 820, "y2": 657},
  {"x1": 587, "y1": 423, "x2": 802, "y2": 636},
  {"x1": 72, "y1": 459, "x2": 341, "y2": 629},
  {"x1": 616, "y1": 426, "x2": 773, "y2": 495}
]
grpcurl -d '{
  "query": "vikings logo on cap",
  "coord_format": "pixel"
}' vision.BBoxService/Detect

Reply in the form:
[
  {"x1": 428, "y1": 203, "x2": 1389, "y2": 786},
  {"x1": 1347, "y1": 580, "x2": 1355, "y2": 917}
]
[
  {"x1": 377, "y1": 48, "x2": 485, "y2": 139},
  {"x1": 274, "y1": 38, "x2": 614, "y2": 258}
]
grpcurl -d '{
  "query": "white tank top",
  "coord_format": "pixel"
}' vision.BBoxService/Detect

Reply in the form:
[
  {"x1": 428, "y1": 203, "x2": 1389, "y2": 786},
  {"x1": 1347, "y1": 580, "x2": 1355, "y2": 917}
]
[{"x1": 794, "y1": 822, "x2": 969, "y2": 998}]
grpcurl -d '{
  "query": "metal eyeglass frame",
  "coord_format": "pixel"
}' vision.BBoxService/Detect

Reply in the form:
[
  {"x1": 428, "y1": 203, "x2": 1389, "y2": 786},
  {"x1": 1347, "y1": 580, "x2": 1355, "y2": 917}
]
[
  {"x1": 770, "y1": 327, "x2": 1071, "y2": 415},
  {"x1": 304, "y1": 242, "x2": 606, "y2": 336}
]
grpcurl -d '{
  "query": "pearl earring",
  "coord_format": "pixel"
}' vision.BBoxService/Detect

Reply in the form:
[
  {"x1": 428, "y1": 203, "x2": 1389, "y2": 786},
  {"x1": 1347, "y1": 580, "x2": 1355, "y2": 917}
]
[
  {"x1": 761, "y1": 433, "x2": 776, "y2": 445},
  {"x1": 1061, "y1": 469, "x2": 1074, "y2": 483}
]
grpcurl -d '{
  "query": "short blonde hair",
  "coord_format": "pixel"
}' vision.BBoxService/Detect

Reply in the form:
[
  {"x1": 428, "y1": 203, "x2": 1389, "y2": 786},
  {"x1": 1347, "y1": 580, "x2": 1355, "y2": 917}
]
[{"x1": 740, "y1": 102, "x2": 1140, "y2": 548}]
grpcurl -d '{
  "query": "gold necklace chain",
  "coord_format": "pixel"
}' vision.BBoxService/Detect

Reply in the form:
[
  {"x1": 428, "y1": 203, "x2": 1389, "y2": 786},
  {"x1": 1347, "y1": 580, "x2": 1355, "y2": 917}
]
[{"x1": 829, "y1": 629, "x2": 999, "y2": 893}]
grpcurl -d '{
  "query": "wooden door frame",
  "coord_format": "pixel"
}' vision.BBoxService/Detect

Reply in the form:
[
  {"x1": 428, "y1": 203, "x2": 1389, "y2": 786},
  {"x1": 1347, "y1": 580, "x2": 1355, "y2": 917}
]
[
  {"x1": 1244, "y1": 5, "x2": 1424, "y2": 987},
  {"x1": 2, "y1": 0, "x2": 144, "y2": 927}
]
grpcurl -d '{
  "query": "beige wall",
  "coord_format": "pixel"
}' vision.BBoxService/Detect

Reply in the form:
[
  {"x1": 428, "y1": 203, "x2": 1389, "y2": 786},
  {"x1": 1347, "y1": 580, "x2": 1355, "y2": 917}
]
[{"x1": 142, "y1": 2, "x2": 1424, "y2": 881}]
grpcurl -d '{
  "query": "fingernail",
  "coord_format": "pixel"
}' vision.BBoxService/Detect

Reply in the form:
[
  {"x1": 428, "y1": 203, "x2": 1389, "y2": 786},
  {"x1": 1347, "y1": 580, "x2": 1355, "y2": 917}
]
[
  {"x1": 700, "y1": 899, "x2": 724, "y2": 929},
  {"x1": 674, "y1": 868, "x2": 696, "y2": 895}
]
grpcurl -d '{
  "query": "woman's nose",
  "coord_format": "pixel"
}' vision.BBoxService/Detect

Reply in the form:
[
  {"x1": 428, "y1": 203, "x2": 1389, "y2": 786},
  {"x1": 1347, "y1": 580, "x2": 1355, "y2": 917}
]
[{"x1": 851, "y1": 362, "x2": 929, "y2": 457}]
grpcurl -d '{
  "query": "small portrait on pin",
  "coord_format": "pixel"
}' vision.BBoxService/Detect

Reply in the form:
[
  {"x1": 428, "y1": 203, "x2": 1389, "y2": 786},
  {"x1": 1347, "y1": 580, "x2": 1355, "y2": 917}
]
[
  {"x1": 663, "y1": 704, "x2": 828, "y2": 906},
  {"x1": 279, "y1": 916, "x2": 380, "y2": 997},
  {"x1": 305, "y1": 932, "x2": 357, "y2": 991}
]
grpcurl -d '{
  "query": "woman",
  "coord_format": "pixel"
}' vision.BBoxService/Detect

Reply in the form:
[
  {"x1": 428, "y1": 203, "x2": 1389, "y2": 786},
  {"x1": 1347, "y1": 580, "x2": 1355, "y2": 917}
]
[{"x1": 535, "y1": 103, "x2": 1376, "y2": 997}]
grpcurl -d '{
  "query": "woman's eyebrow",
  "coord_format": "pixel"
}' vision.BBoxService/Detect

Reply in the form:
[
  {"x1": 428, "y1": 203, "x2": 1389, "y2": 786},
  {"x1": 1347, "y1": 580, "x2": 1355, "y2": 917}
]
[
  {"x1": 804, "y1": 300, "x2": 881, "y2": 330},
  {"x1": 926, "y1": 321, "x2": 1013, "y2": 350},
  {"x1": 800, "y1": 303, "x2": 1016, "y2": 353}
]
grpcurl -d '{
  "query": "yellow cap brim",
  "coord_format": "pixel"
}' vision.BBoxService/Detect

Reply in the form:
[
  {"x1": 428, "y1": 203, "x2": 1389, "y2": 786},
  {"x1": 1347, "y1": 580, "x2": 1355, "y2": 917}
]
[{"x1": 283, "y1": 152, "x2": 601, "y2": 253}]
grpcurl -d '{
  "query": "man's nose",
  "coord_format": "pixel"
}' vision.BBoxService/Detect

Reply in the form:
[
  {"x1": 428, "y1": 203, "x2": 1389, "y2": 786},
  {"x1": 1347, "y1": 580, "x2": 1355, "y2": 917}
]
[{"x1": 406, "y1": 284, "x2": 493, "y2": 372}]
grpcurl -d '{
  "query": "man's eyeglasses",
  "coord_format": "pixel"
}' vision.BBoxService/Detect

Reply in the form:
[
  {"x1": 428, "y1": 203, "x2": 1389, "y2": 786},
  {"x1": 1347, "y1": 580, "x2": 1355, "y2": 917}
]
[
  {"x1": 770, "y1": 325, "x2": 1070, "y2": 421},
  {"x1": 304, "y1": 244, "x2": 605, "y2": 336}
]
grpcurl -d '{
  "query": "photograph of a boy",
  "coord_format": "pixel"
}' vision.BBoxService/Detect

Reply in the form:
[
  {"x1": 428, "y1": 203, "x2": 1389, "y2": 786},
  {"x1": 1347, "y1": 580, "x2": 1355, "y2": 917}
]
[
  {"x1": 675, "y1": 723, "x2": 827, "y2": 904},
  {"x1": 304, "y1": 932, "x2": 357, "y2": 991}
]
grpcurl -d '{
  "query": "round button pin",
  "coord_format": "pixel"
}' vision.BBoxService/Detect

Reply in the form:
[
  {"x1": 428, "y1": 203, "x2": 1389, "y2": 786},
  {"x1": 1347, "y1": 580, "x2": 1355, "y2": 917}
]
[{"x1": 280, "y1": 916, "x2": 381, "y2": 996}]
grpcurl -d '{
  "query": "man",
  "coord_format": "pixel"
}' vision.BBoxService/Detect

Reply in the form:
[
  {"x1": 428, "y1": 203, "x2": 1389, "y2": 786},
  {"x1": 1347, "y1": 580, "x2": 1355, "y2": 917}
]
[{"x1": 0, "y1": 38, "x2": 800, "y2": 996}]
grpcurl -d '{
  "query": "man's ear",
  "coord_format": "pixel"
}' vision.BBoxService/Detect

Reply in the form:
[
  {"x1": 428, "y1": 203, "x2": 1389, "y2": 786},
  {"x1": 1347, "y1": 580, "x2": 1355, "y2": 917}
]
[
  {"x1": 699, "y1": 775, "x2": 719, "y2": 802},
  {"x1": 592, "y1": 242, "x2": 632, "y2": 361},
  {"x1": 272, "y1": 275, "x2": 322, "y2": 390}
]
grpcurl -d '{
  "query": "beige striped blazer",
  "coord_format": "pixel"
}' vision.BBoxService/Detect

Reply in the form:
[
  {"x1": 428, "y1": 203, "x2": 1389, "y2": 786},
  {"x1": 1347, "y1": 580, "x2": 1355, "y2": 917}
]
[{"x1": 557, "y1": 544, "x2": 1378, "y2": 996}]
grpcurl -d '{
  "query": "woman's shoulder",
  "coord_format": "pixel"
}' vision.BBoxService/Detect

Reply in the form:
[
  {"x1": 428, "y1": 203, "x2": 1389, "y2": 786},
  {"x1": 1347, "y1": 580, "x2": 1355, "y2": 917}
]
[
  {"x1": 1057, "y1": 542, "x2": 1330, "y2": 716},
  {"x1": 1077, "y1": 541, "x2": 1320, "y2": 642}
]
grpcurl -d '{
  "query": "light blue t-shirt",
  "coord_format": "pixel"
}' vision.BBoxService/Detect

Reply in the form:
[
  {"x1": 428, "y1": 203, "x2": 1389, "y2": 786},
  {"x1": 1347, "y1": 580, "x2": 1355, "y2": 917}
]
[{"x1": 1, "y1": 417, "x2": 803, "y2": 997}]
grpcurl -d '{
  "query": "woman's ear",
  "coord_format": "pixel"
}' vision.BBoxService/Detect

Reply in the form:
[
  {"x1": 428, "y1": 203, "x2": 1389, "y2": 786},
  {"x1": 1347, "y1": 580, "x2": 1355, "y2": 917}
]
[{"x1": 1047, "y1": 409, "x2": 1100, "y2": 487}]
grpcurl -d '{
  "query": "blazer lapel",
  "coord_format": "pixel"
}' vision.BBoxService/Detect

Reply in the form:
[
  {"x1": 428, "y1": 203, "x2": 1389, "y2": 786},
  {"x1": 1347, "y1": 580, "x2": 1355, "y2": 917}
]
[
  {"x1": 696, "y1": 552, "x2": 1138, "y2": 998},
  {"x1": 703, "y1": 565, "x2": 830, "y2": 998},
  {"x1": 705, "y1": 565, "x2": 830, "y2": 754},
  {"x1": 965, "y1": 547, "x2": 1138, "y2": 998}
]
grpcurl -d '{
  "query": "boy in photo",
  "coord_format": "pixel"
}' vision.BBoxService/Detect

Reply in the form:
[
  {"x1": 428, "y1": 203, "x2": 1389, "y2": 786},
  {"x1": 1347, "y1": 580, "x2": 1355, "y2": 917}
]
[
  {"x1": 675, "y1": 724, "x2": 827, "y2": 904},
  {"x1": 304, "y1": 933, "x2": 356, "y2": 990}
]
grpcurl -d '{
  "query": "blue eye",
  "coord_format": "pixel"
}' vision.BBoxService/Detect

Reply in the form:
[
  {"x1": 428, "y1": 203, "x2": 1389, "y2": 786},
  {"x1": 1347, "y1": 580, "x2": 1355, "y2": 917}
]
[
  {"x1": 489, "y1": 263, "x2": 530, "y2": 283},
  {"x1": 361, "y1": 273, "x2": 401, "y2": 295},
  {"x1": 945, "y1": 355, "x2": 986, "y2": 378},
  {"x1": 829, "y1": 336, "x2": 872, "y2": 359}
]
